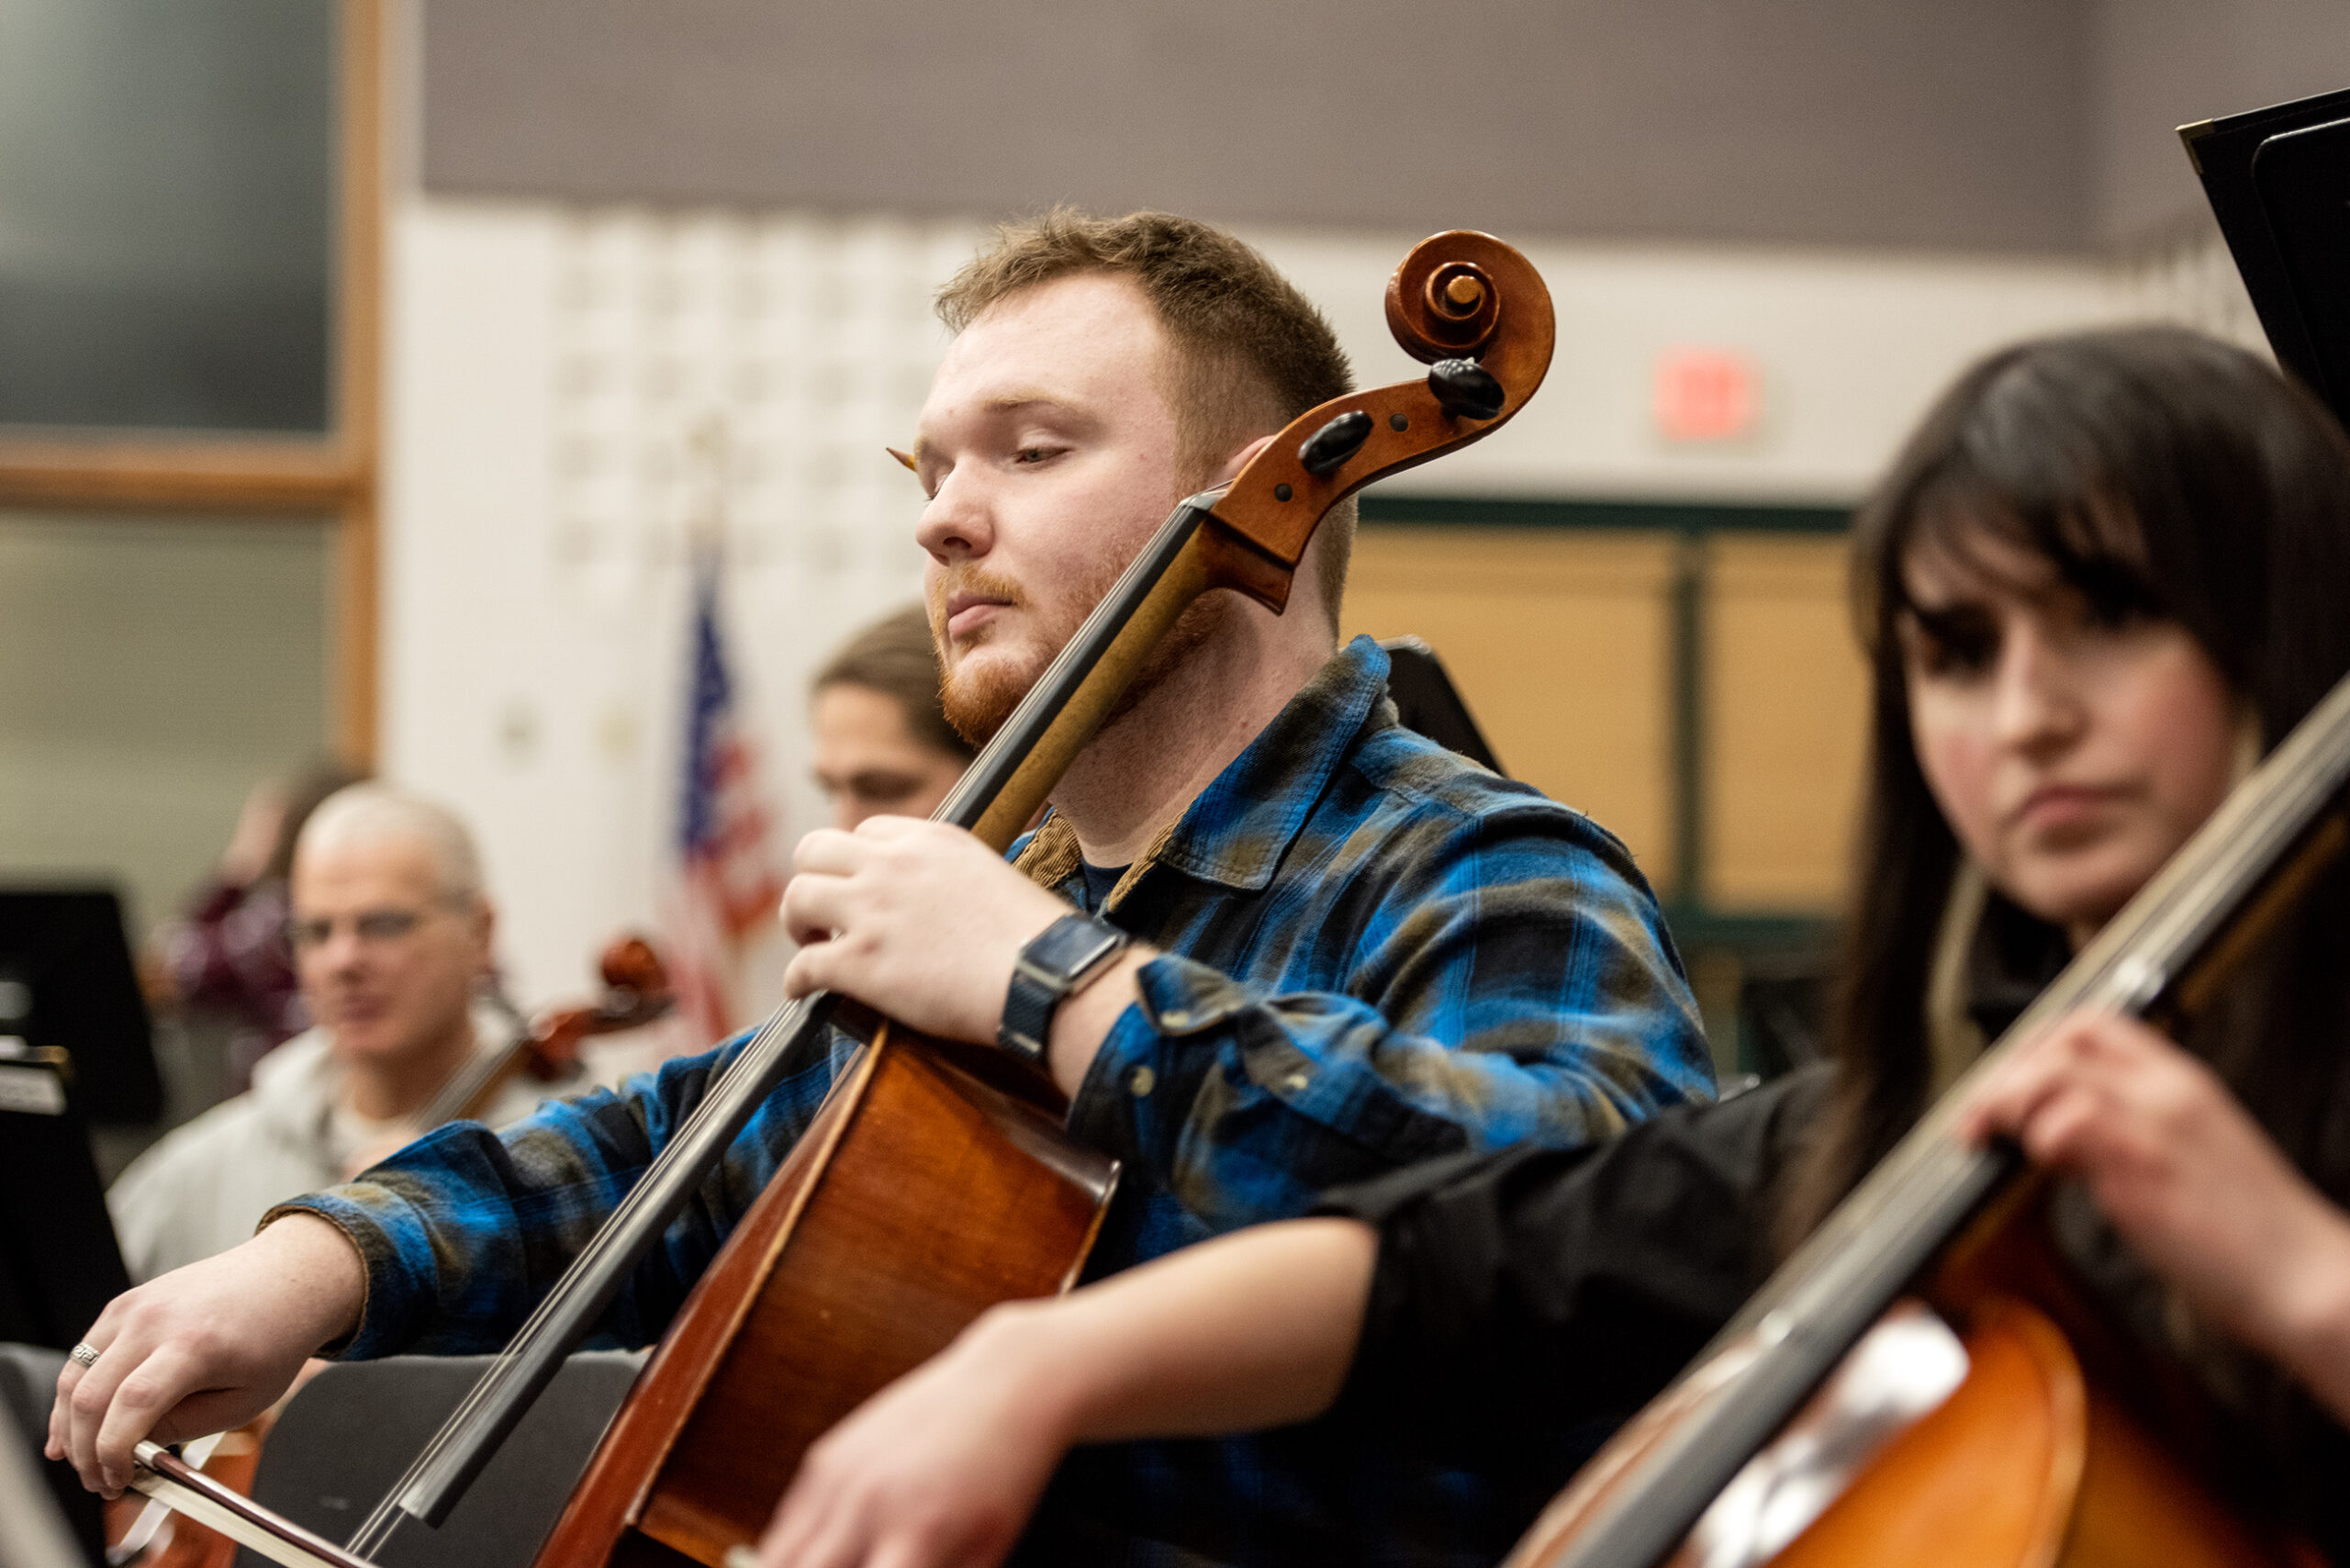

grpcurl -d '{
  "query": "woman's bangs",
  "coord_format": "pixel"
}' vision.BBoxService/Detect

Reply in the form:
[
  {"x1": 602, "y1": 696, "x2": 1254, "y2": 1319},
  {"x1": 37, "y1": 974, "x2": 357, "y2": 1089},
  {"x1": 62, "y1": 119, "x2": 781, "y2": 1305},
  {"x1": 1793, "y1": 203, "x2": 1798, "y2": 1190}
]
[{"x1": 1886, "y1": 448, "x2": 2164, "y2": 626}]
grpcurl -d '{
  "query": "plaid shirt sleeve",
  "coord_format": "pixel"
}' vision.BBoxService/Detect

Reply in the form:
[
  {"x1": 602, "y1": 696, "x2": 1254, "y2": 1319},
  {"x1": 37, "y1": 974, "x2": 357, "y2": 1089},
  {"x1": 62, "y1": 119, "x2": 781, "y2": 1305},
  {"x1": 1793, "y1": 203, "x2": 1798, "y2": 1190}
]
[
  {"x1": 1064, "y1": 790, "x2": 1714, "y2": 1234},
  {"x1": 263, "y1": 1029, "x2": 856, "y2": 1360}
]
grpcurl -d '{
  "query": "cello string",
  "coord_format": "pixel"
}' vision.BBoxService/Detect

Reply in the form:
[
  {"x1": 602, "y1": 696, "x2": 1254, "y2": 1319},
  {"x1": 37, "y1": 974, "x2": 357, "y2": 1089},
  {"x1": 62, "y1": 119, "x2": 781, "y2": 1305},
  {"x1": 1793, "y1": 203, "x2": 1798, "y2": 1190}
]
[
  {"x1": 346, "y1": 997, "x2": 824, "y2": 1551},
  {"x1": 388, "y1": 489, "x2": 1203, "y2": 1428}
]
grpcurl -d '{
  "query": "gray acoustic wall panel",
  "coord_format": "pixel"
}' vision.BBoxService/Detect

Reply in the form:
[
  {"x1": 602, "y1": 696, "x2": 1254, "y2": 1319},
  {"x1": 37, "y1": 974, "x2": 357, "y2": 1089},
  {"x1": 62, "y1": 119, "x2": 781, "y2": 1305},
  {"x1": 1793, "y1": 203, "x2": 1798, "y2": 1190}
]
[
  {"x1": 420, "y1": 0, "x2": 2095, "y2": 253},
  {"x1": 2090, "y1": 0, "x2": 2350, "y2": 247}
]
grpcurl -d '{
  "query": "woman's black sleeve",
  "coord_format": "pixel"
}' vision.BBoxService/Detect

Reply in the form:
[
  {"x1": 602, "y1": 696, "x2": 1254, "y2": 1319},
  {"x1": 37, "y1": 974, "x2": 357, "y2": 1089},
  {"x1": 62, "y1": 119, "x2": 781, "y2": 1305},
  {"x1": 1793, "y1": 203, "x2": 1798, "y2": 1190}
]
[{"x1": 1314, "y1": 1064, "x2": 1830, "y2": 1446}]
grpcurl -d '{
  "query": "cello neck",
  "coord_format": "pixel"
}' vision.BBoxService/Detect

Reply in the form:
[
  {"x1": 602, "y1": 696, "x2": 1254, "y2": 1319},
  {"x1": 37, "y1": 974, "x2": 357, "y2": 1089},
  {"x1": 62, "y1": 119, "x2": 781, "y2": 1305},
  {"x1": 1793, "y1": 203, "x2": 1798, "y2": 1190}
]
[
  {"x1": 934, "y1": 490, "x2": 1224, "y2": 851},
  {"x1": 349, "y1": 495, "x2": 1237, "y2": 1551}
]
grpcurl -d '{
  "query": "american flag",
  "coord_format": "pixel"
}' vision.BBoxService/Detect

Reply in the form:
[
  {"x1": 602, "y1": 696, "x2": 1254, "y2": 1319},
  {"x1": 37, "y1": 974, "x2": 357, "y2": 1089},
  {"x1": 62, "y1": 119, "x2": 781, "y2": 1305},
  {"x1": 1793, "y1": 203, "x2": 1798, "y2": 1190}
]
[{"x1": 667, "y1": 549, "x2": 784, "y2": 1043}]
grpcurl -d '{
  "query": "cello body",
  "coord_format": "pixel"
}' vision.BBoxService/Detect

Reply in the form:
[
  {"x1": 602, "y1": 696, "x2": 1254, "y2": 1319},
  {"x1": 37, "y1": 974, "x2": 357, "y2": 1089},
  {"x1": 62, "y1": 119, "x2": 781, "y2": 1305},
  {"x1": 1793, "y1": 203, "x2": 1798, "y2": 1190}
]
[
  {"x1": 532, "y1": 1024, "x2": 1117, "y2": 1568},
  {"x1": 1505, "y1": 1182, "x2": 2307, "y2": 1568},
  {"x1": 1759, "y1": 1297, "x2": 2271, "y2": 1568}
]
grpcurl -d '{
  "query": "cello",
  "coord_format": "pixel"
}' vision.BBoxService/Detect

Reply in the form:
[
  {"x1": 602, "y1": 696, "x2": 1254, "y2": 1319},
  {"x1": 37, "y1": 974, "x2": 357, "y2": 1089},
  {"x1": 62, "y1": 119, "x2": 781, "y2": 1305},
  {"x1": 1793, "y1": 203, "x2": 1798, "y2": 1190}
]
[
  {"x1": 490, "y1": 230, "x2": 1554, "y2": 1568},
  {"x1": 129, "y1": 230, "x2": 1558, "y2": 1568},
  {"x1": 410, "y1": 935, "x2": 674, "y2": 1139}
]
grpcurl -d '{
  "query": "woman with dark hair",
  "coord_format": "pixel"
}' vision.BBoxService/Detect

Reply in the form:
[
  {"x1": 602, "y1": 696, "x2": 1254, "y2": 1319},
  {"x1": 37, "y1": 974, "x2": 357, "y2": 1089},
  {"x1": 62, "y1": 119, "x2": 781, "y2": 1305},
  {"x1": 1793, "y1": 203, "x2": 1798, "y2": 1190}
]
[
  {"x1": 1808, "y1": 325, "x2": 2350, "y2": 1227},
  {"x1": 741, "y1": 326, "x2": 2350, "y2": 1568}
]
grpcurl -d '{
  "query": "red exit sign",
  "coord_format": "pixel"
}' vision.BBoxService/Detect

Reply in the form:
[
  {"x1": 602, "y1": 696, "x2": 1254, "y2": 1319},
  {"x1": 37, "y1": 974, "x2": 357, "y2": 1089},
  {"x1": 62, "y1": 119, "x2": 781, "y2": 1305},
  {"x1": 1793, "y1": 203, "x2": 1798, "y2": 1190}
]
[{"x1": 1653, "y1": 348, "x2": 1758, "y2": 442}]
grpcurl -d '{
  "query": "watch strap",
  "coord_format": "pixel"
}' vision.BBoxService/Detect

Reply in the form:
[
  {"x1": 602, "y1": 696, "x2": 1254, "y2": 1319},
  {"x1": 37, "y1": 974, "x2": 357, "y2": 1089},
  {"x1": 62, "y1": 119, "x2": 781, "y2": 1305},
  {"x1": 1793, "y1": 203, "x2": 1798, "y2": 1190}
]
[{"x1": 999, "y1": 913, "x2": 1129, "y2": 1065}]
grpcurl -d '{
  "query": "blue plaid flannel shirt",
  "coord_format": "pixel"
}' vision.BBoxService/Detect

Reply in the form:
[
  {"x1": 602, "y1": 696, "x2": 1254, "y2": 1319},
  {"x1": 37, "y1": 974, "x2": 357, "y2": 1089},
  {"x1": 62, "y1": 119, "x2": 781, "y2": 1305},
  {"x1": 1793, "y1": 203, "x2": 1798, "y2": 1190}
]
[{"x1": 274, "y1": 635, "x2": 1711, "y2": 1566}]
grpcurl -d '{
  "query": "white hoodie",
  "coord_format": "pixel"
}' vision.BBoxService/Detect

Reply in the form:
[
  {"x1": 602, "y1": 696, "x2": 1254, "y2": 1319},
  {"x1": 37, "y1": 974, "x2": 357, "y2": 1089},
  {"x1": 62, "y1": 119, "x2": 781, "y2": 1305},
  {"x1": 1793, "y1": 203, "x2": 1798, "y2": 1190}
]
[{"x1": 106, "y1": 1011, "x2": 553, "y2": 1282}]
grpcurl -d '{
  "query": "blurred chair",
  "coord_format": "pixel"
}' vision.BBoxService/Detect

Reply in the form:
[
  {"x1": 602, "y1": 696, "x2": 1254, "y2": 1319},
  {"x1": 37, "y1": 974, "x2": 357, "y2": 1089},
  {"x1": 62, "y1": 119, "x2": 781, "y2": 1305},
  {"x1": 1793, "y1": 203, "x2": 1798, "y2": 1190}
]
[
  {"x1": 1735, "y1": 952, "x2": 1833, "y2": 1080},
  {"x1": 0, "y1": 1402, "x2": 83, "y2": 1568},
  {"x1": 0, "y1": 1344, "x2": 100, "y2": 1566},
  {"x1": 239, "y1": 1352, "x2": 641, "y2": 1568}
]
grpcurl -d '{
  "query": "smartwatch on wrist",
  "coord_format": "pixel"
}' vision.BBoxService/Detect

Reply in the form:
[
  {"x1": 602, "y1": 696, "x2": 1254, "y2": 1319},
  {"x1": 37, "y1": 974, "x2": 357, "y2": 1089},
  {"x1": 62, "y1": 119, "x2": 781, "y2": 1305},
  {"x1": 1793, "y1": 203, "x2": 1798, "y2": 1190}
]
[{"x1": 999, "y1": 913, "x2": 1131, "y2": 1066}]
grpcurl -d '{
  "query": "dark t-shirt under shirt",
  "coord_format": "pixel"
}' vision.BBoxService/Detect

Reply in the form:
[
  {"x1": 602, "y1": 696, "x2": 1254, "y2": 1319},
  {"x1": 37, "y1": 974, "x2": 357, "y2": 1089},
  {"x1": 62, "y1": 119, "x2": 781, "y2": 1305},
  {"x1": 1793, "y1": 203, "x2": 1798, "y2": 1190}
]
[{"x1": 1077, "y1": 859, "x2": 1129, "y2": 913}]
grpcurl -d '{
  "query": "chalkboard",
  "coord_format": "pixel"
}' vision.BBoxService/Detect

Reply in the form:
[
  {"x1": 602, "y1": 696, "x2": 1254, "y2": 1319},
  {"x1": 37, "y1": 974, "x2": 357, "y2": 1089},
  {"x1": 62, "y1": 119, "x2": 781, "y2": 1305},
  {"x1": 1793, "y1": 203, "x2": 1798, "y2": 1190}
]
[{"x1": 0, "y1": 0, "x2": 337, "y2": 433}]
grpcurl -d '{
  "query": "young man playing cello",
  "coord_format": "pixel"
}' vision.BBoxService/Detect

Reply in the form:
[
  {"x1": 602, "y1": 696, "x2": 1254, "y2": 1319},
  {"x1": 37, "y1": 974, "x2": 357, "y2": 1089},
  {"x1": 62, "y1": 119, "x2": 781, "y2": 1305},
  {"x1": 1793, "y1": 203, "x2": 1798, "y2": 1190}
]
[{"x1": 50, "y1": 211, "x2": 1710, "y2": 1565}]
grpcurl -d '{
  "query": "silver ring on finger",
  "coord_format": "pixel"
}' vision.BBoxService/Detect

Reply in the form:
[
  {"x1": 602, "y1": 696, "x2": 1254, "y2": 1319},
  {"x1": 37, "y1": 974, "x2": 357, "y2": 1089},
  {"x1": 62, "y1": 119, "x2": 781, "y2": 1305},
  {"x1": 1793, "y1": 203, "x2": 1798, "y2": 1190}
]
[{"x1": 69, "y1": 1341, "x2": 100, "y2": 1369}]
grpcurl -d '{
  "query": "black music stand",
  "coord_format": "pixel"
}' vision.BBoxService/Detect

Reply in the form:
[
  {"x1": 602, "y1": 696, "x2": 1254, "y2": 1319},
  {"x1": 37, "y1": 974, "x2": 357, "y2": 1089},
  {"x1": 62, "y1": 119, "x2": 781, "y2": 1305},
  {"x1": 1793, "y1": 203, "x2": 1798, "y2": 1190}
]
[
  {"x1": 1379, "y1": 637, "x2": 1505, "y2": 775},
  {"x1": 0, "y1": 1047, "x2": 131, "y2": 1354},
  {"x1": 2184, "y1": 85, "x2": 2350, "y2": 428},
  {"x1": 0, "y1": 887, "x2": 160, "y2": 1126},
  {"x1": 0, "y1": 889, "x2": 143, "y2": 1354}
]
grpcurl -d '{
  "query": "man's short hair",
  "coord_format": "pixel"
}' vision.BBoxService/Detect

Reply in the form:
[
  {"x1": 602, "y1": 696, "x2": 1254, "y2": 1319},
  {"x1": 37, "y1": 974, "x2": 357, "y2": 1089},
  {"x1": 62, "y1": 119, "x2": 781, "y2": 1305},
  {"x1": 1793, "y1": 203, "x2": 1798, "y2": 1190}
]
[
  {"x1": 936, "y1": 209, "x2": 1359, "y2": 625},
  {"x1": 297, "y1": 784, "x2": 486, "y2": 905},
  {"x1": 813, "y1": 604, "x2": 974, "y2": 762}
]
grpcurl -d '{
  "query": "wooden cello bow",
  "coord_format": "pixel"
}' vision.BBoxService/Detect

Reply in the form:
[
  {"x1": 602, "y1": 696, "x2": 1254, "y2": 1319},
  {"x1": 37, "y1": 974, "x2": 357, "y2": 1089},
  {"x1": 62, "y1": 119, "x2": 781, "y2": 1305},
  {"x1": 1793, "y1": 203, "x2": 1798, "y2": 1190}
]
[
  {"x1": 338, "y1": 230, "x2": 1556, "y2": 1568},
  {"x1": 1499, "y1": 655, "x2": 2350, "y2": 1567}
]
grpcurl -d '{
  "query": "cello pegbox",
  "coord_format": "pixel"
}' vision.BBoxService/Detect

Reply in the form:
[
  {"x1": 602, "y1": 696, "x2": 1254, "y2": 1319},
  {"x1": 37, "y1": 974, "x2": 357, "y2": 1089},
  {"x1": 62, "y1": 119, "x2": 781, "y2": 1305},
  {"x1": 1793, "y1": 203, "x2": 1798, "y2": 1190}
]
[{"x1": 1196, "y1": 230, "x2": 1556, "y2": 610}]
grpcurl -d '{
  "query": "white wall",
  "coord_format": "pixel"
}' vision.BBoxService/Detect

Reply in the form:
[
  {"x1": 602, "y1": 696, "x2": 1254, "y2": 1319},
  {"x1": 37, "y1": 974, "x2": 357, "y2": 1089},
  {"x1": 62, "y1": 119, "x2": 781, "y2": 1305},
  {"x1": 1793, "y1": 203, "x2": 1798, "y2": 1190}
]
[{"x1": 381, "y1": 195, "x2": 2230, "y2": 1004}]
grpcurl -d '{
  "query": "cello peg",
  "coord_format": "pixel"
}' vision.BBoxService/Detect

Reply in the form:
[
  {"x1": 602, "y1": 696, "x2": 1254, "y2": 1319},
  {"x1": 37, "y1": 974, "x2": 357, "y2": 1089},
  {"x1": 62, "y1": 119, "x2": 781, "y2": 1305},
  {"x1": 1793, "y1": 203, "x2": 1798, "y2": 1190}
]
[
  {"x1": 1427, "y1": 358, "x2": 1505, "y2": 421},
  {"x1": 1298, "y1": 409, "x2": 1374, "y2": 476}
]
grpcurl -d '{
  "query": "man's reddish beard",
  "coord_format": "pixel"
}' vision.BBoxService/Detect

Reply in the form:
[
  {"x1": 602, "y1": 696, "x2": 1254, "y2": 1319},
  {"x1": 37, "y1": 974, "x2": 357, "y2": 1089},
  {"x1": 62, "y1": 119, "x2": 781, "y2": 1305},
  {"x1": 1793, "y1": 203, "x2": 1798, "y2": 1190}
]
[
  {"x1": 929, "y1": 566, "x2": 1031, "y2": 745},
  {"x1": 931, "y1": 559, "x2": 1234, "y2": 747}
]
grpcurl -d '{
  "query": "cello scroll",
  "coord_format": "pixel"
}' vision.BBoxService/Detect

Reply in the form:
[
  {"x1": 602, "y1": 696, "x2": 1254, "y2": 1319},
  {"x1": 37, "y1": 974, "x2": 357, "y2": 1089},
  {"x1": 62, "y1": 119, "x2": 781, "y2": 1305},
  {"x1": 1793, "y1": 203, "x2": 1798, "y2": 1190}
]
[{"x1": 1193, "y1": 230, "x2": 1555, "y2": 612}]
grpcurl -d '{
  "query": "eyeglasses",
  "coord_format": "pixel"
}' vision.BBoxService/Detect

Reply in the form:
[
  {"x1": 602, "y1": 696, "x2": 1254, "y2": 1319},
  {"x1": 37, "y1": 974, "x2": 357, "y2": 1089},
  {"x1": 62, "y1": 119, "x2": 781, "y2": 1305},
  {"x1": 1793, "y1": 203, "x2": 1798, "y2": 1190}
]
[{"x1": 287, "y1": 907, "x2": 437, "y2": 950}]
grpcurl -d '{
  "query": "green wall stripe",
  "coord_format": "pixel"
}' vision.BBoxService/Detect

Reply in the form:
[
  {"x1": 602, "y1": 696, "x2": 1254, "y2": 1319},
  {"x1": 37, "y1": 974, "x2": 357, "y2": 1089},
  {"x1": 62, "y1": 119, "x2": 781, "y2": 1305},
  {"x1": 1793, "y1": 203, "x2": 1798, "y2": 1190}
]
[
  {"x1": 1358, "y1": 493, "x2": 1850, "y2": 533},
  {"x1": 1669, "y1": 535, "x2": 1705, "y2": 909}
]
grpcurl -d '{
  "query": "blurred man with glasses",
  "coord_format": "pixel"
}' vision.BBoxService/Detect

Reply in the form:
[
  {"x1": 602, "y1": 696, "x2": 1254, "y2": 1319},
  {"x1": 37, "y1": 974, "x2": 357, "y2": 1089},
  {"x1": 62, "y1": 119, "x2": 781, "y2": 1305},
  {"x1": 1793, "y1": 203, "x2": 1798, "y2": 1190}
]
[{"x1": 107, "y1": 785, "x2": 544, "y2": 1281}]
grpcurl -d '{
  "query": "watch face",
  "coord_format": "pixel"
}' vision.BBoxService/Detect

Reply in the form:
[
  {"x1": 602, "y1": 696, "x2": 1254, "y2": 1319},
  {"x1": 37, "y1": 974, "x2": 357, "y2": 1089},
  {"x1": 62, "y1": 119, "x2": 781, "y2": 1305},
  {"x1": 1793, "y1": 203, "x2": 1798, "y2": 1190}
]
[{"x1": 1029, "y1": 916, "x2": 1123, "y2": 980}]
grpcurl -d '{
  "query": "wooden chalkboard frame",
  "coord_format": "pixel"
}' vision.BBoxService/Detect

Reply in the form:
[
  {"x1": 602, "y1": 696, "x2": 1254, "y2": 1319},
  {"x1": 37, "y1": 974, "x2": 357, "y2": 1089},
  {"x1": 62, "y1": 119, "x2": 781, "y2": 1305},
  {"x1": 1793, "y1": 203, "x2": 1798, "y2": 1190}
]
[{"x1": 0, "y1": 0, "x2": 385, "y2": 762}]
